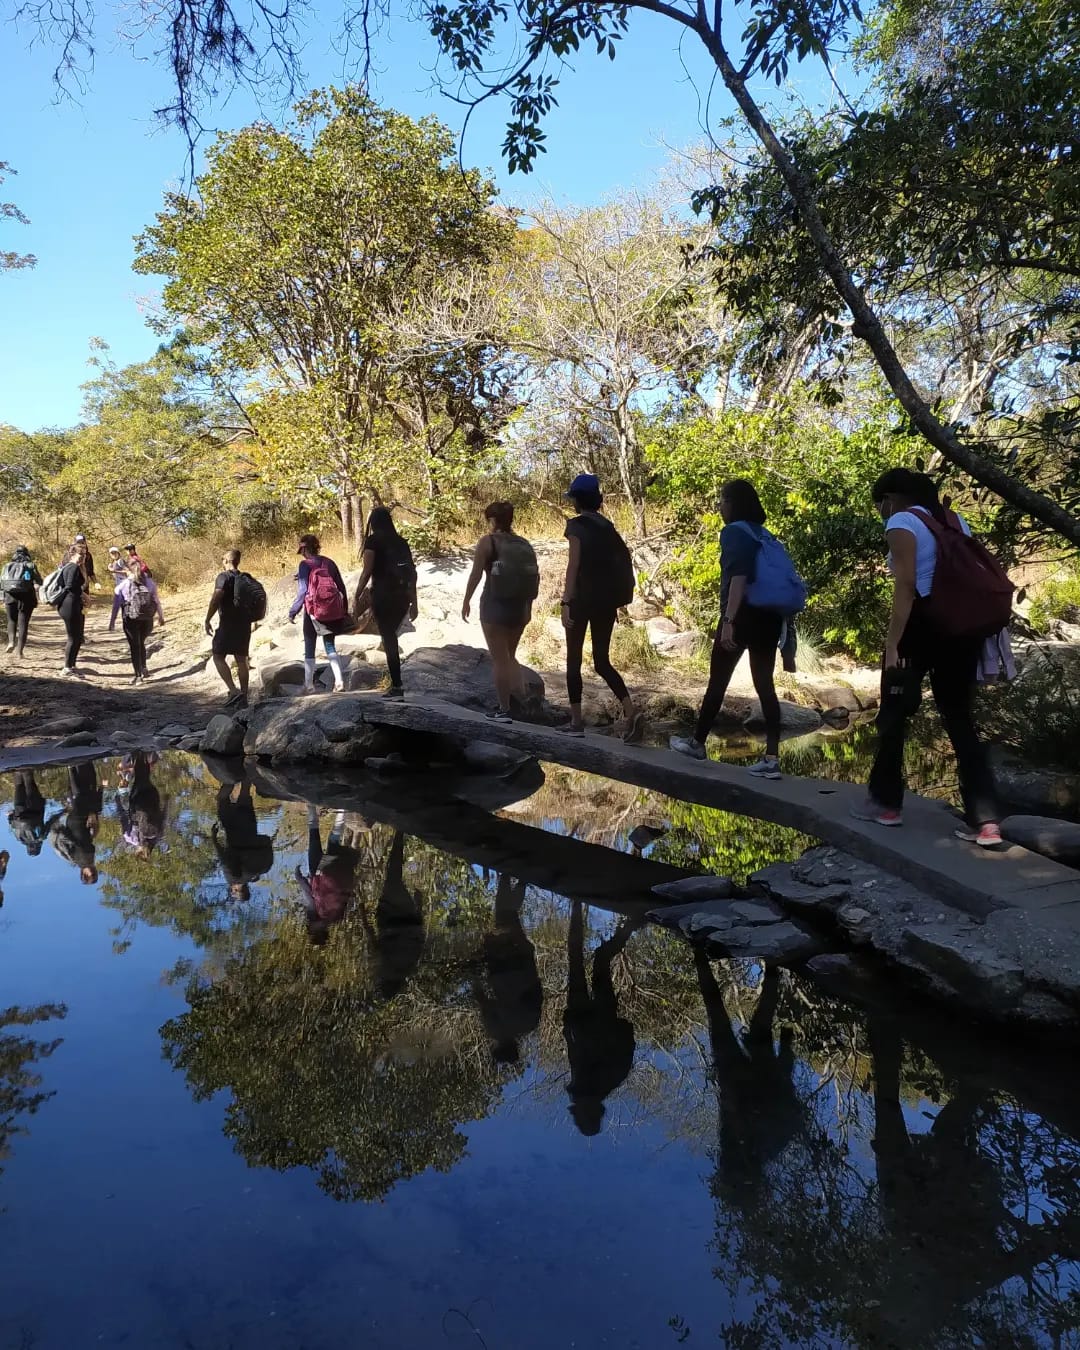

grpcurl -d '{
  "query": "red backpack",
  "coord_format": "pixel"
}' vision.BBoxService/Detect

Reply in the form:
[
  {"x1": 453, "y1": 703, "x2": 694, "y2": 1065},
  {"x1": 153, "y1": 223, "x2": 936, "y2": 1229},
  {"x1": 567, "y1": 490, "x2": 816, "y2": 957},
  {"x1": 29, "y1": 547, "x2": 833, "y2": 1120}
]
[
  {"x1": 304, "y1": 559, "x2": 347, "y2": 624},
  {"x1": 918, "y1": 509, "x2": 1015, "y2": 640}
]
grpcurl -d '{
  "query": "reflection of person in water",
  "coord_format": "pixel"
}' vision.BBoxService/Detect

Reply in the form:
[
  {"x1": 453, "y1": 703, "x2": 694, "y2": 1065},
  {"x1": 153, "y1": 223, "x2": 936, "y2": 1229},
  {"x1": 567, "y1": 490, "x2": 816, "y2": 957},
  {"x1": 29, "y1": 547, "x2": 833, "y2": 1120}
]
[
  {"x1": 362, "y1": 831, "x2": 425, "y2": 1000},
  {"x1": 8, "y1": 769, "x2": 47, "y2": 857},
  {"x1": 563, "y1": 900, "x2": 637, "y2": 1136},
  {"x1": 295, "y1": 806, "x2": 360, "y2": 945},
  {"x1": 45, "y1": 762, "x2": 102, "y2": 884},
  {"x1": 211, "y1": 779, "x2": 274, "y2": 902},
  {"x1": 696, "y1": 952, "x2": 804, "y2": 1207},
  {"x1": 117, "y1": 753, "x2": 166, "y2": 860},
  {"x1": 474, "y1": 874, "x2": 542, "y2": 1064}
]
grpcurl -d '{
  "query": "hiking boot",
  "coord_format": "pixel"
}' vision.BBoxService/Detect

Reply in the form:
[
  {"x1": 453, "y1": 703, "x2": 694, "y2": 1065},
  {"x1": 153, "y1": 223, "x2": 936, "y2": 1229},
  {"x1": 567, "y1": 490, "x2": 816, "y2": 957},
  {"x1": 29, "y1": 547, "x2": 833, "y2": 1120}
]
[
  {"x1": 485, "y1": 709, "x2": 512, "y2": 723},
  {"x1": 383, "y1": 685, "x2": 405, "y2": 701},
  {"x1": 955, "y1": 822, "x2": 1004, "y2": 848},
  {"x1": 850, "y1": 799, "x2": 903, "y2": 827},
  {"x1": 669, "y1": 735, "x2": 707, "y2": 761},
  {"x1": 748, "y1": 756, "x2": 782, "y2": 780},
  {"x1": 620, "y1": 710, "x2": 646, "y2": 745}
]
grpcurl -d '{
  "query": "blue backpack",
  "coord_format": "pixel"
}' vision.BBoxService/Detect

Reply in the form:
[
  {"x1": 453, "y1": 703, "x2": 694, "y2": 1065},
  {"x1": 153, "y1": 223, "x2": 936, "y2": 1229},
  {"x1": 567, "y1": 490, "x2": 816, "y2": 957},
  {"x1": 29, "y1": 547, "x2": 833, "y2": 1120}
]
[{"x1": 733, "y1": 522, "x2": 807, "y2": 616}]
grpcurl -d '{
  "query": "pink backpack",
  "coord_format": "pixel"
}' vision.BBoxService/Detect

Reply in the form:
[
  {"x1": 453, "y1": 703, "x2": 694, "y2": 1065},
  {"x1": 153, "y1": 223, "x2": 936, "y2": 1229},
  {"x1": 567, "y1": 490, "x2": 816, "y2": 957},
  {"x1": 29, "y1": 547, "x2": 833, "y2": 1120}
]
[{"x1": 304, "y1": 559, "x2": 346, "y2": 624}]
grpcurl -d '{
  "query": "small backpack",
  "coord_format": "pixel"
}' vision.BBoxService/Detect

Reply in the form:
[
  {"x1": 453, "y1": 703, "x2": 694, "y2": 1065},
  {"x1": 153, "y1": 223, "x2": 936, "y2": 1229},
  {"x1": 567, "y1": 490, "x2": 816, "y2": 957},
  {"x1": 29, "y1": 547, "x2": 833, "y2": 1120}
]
[
  {"x1": 231, "y1": 572, "x2": 267, "y2": 622},
  {"x1": 124, "y1": 579, "x2": 157, "y2": 622},
  {"x1": 917, "y1": 509, "x2": 1014, "y2": 640},
  {"x1": 733, "y1": 523, "x2": 807, "y2": 616},
  {"x1": 1, "y1": 559, "x2": 35, "y2": 598},
  {"x1": 304, "y1": 559, "x2": 347, "y2": 624},
  {"x1": 488, "y1": 533, "x2": 540, "y2": 603},
  {"x1": 41, "y1": 567, "x2": 68, "y2": 607}
]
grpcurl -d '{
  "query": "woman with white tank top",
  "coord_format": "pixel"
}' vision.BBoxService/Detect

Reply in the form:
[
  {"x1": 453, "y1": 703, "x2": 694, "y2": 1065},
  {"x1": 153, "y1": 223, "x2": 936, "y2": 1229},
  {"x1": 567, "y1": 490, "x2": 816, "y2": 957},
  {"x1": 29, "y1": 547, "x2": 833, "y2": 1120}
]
[{"x1": 851, "y1": 468, "x2": 1001, "y2": 847}]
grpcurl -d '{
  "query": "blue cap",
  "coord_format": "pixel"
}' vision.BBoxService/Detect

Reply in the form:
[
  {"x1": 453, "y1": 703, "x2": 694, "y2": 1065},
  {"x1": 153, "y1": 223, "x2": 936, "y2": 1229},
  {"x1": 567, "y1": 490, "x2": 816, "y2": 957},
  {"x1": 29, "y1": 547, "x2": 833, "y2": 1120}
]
[{"x1": 566, "y1": 473, "x2": 600, "y2": 498}]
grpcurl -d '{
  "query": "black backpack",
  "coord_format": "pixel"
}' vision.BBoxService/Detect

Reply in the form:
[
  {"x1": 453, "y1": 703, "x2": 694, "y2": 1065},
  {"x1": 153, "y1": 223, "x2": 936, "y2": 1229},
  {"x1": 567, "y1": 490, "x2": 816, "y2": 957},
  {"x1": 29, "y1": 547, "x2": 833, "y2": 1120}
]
[
  {"x1": 378, "y1": 536, "x2": 417, "y2": 597},
  {"x1": 231, "y1": 572, "x2": 268, "y2": 622},
  {"x1": 580, "y1": 515, "x2": 635, "y2": 608},
  {"x1": 1, "y1": 558, "x2": 35, "y2": 598}
]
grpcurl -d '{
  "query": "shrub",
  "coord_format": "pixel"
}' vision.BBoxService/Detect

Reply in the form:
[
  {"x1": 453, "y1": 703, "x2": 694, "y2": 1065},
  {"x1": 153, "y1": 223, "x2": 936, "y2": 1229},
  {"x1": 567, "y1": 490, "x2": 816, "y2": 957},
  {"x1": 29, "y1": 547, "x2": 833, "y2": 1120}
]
[
  {"x1": 1028, "y1": 566, "x2": 1080, "y2": 632},
  {"x1": 981, "y1": 645, "x2": 1080, "y2": 771}
]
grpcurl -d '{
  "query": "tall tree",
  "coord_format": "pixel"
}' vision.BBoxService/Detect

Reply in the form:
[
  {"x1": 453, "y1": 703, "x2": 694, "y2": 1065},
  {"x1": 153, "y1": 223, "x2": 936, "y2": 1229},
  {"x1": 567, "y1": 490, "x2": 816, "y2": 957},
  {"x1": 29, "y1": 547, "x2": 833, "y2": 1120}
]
[
  {"x1": 134, "y1": 86, "x2": 512, "y2": 551},
  {"x1": 0, "y1": 161, "x2": 35, "y2": 273}
]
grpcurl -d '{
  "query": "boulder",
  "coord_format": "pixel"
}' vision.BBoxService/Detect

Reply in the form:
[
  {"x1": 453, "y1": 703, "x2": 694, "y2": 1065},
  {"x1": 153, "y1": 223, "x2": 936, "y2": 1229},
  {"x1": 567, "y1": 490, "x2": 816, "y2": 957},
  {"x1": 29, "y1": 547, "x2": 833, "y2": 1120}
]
[
  {"x1": 645, "y1": 616, "x2": 679, "y2": 643},
  {"x1": 244, "y1": 694, "x2": 395, "y2": 766},
  {"x1": 58, "y1": 730, "x2": 100, "y2": 747},
  {"x1": 1001, "y1": 815, "x2": 1080, "y2": 865},
  {"x1": 201, "y1": 714, "x2": 246, "y2": 757},
  {"x1": 744, "y1": 700, "x2": 822, "y2": 732},
  {"x1": 654, "y1": 631, "x2": 702, "y2": 657},
  {"x1": 646, "y1": 899, "x2": 739, "y2": 936},
  {"x1": 750, "y1": 861, "x2": 851, "y2": 914},
  {"x1": 989, "y1": 748, "x2": 1080, "y2": 816},
  {"x1": 39, "y1": 714, "x2": 95, "y2": 735},
  {"x1": 728, "y1": 898, "x2": 786, "y2": 925},
  {"x1": 650, "y1": 875, "x2": 735, "y2": 902},
  {"x1": 900, "y1": 923, "x2": 1025, "y2": 1011},
  {"x1": 334, "y1": 632, "x2": 385, "y2": 656},
  {"x1": 705, "y1": 919, "x2": 824, "y2": 964},
  {"x1": 157, "y1": 723, "x2": 192, "y2": 738},
  {"x1": 399, "y1": 645, "x2": 556, "y2": 722},
  {"x1": 627, "y1": 824, "x2": 667, "y2": 851},
  {"x1": 627, "y1": 599, "x2": 663, "y2": 622},
  {"x1": 794, "y1": 678, "x2": 861, "y2": 713},
  {"x1": 177, "y1": 734, "x2": 204, "y2": 753},
  {"x1": 347, "y1": 664, "x2": 385, "y2": 692},
  {"x1": 257, "y1": 657, "x2": 311, "y2": 696}
]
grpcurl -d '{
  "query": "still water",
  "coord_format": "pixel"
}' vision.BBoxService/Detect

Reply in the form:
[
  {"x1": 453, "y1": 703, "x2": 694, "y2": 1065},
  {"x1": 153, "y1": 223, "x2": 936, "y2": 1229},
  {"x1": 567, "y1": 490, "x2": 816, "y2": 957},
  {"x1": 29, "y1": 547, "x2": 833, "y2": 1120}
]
[{"x1": 1, "y1": 748, "x2": 1079, "y2": 1349}]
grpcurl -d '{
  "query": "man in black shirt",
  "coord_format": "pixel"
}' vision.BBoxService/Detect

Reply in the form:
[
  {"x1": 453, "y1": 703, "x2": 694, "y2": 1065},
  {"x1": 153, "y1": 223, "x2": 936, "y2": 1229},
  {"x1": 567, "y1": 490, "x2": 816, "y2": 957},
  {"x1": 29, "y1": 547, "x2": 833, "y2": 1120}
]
[{"x1": 205, "y1": 548, "x2": 252, "y2": 707}]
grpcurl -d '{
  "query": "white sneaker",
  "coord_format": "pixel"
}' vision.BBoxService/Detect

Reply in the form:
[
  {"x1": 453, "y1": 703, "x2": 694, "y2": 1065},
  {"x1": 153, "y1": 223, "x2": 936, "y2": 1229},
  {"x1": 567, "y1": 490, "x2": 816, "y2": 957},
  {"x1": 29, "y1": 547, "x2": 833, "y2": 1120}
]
[
  {"x1": 748, "y1": 757, "x2": 782, "y2": 780},
  {"x1": 670, "y1": 735, "x2": 707, "y2": 760}
]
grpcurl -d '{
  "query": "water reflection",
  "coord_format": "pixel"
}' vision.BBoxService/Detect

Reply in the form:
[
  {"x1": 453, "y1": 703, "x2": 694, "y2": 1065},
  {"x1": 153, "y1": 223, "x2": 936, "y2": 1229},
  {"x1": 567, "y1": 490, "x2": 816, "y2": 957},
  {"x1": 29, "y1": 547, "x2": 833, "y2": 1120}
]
[{"x1": 0, "y1": 751, "x2": 1078, "y2": 1348}]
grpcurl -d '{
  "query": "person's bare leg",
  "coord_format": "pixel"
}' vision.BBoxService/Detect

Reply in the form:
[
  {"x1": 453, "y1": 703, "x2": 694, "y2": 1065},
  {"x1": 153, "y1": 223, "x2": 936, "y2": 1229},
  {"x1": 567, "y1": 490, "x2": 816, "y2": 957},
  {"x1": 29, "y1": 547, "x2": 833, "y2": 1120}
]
[
  {"x1": 212, "y1": 653, "x2": 236, "y2": 693},
  {"x1": 507, "y1": 623, "x2": 528, "y2": 701},
  {"x1": 235, "y1": 654, "x2": 250, "y2": 697},
  {"x1": 482, "y1": 622, "x2": 513, "y2": 711}
]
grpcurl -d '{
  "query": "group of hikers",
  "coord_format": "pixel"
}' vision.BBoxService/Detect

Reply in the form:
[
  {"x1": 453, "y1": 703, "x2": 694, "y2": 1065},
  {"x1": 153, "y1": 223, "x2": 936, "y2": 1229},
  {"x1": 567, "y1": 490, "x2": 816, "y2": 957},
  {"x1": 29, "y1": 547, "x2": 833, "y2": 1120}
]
[
  {"x1": 3, "y1": 463, "x2": 1014, "y2": 848},
  {"x1": 1, "y1": 533, "x2": 164, "y2": 681}
]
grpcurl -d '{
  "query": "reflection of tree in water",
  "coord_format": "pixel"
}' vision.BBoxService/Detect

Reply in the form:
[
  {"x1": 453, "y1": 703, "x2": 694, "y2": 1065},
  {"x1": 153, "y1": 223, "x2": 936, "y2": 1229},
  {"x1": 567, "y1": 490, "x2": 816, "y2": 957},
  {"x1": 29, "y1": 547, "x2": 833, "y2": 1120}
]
[
  {"x1": 0, "y1": 1003, "x2": 66, "y2": 1185},
  {"x1": 161, "y1": 827, "x2": 516, "y2": 1203},
  {"x1": 697, "y1": 962, "x2": 1080, "y2": 1348}
]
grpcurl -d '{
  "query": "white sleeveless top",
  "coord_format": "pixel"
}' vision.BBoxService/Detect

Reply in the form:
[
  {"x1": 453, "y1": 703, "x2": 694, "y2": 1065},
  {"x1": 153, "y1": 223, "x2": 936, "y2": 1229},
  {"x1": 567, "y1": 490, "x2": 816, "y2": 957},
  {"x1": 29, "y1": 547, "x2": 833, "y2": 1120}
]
[{"x1": 886, "y1": 506, "x2": 970, "y2": 597}]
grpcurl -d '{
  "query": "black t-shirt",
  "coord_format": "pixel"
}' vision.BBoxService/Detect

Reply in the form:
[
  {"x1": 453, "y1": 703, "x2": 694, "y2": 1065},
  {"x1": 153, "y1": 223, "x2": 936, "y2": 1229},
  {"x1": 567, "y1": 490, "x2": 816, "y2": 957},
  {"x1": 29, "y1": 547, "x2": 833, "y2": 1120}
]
[
  {"x1": 215, "y1": 571, "x2": 250, "y2": 629},
  {"x1": 366, "y1": 535, "x2": 415, "y2": 601},
  {"x1": 59, "y1": 561, "x2": 86, "y2": 610}
]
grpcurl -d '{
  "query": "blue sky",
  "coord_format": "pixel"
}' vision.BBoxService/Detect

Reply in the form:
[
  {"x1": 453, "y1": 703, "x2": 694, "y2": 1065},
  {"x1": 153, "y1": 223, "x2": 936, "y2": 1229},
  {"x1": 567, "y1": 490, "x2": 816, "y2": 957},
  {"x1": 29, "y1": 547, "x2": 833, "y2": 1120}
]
[{"x1": 0, "y1": 5, "x2": 835, "y2": 432}]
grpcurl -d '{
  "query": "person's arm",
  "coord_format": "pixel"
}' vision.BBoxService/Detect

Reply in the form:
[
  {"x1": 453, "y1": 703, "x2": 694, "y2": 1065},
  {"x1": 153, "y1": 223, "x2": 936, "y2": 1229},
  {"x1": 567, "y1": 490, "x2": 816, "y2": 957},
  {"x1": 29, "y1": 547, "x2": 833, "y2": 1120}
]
[
  {"x1": 329, "y1": 559, "x2": 348, "y2": 602},
  {"x1": 462, "y1": 536, "x2": 491, "y2": 620},
  {"x1": 147, "y1": 577, "x2": 165, "y2": 625},
  {"x1": 288, "y1": 562, "x2": 309, "y2": 622},
  {"x1": 353, "y1": 550, "x2": 375, "y2": 609},
  {"x1": 721, "y1": 576, "x2": 748, "y2": 650},
  {"x1": 884, "y1": 528, "x2": 917, "y2": 670},
  {"x1": 718, "y1": 524, "x2": 757, "y2": 650},
  {"x1": 205, "y1": 584, "x2": 224, "y2": 635},
  {"x1": 561, "y1": 532, "x2": 582, "y2": 629}
]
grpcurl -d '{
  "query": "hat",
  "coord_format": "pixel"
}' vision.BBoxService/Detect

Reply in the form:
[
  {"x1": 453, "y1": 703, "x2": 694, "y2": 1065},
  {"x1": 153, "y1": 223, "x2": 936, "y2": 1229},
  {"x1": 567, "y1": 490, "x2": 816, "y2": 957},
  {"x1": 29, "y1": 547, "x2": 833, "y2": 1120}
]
[
  {"x1": 124, "y1": 543, "x2": 137, "y2": 552},
  {"x1": 74, "y1": 533, "x2": 86, "y2": 542},
  {"x1": 566, "y1": 473, "x2": 600, "y2": 498},
  {"x1": 108, "y1": 546, "x2": 121, "y2": 555},
  {"x1": 297, "y1": 532, "x2": 320, "y2": 555}
]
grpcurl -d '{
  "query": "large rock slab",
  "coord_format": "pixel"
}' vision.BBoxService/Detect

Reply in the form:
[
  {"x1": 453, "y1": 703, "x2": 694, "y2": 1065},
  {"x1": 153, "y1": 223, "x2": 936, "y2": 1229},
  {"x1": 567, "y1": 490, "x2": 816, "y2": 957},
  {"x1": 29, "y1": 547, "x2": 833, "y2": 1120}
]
[
  {"x1": 1001, "y1": 815, "x2": 1080, "y2": 866},
  {"x1": 751, "y1": 860, "x2": 851, "y2": 914},
  {"x1": 705, "y1": 919, "x2": 824, "y2": 964},
  {"x1": 902, "y1": 923, "x2": 1025, "y2": 1011},
  {"x1": 461, "y1": 740, "x2": 535, "y2": 776},
  {"x1": 400, "y1": 645, "x2": 556, "y2": 722},
  {"x1": 648, "y1": 896, "x2": 823, "y2": 964},
  {"x1": 743, "y1": 700, "x2": 822, "y2": 732},
  {"x1": 202, "y1": 714, "x2": 245, "y2": 757},
  {"x1": 243, "y1": 694, "x2": 397, "y2": 766},
  {"x1": 990, "y1": 748, "x2": 1080, "y2": 816},
  {"x1": 651, "y1": 875, "x2": 735, "y2": 902}
]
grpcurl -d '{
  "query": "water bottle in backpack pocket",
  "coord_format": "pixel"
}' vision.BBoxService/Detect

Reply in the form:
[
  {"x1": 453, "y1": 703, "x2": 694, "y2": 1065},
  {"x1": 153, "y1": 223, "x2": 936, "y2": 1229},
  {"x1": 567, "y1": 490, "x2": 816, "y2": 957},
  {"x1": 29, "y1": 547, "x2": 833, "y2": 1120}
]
[{"x1": 733, "y1": 522, "x2": 807, "y2": 616}]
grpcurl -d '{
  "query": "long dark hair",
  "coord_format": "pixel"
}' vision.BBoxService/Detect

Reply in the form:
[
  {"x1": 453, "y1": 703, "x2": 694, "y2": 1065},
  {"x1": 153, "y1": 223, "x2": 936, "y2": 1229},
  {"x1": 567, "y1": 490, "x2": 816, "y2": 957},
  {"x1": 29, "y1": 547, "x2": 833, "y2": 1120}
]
[
  {"x1": 364, "y1": 506, "x2": 400, "y2": 545},
  {"x1": 871, "y1": 467, "x2": 948, "y2": 523},
  {"x1": 720, "y1": 478, "x2": 766, "y2": 525}
]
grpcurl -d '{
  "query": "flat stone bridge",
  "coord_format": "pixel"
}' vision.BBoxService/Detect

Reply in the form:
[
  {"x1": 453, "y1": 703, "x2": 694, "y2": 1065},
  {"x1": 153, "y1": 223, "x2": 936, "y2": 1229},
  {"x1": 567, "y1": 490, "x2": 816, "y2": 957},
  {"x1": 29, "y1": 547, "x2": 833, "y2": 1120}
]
[{"x1": 354, "y1": 695, "x2": 1080, "y2": 921}]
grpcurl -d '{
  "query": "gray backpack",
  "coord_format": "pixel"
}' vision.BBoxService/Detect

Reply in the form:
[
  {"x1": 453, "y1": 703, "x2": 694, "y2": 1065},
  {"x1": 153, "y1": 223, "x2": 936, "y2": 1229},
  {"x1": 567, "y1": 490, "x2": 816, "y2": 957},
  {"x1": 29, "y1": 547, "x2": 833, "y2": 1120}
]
[{"x1": 41, "y1": 567, "x2": 68, "y2": 607}]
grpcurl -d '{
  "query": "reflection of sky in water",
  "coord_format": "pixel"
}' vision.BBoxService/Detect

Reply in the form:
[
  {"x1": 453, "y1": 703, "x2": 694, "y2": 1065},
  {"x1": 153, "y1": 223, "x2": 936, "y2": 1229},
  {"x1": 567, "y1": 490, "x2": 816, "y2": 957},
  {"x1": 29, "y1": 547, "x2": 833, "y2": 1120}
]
[{"x1": 0, "y1": 752, "x2": 1078, "y2": 1350}]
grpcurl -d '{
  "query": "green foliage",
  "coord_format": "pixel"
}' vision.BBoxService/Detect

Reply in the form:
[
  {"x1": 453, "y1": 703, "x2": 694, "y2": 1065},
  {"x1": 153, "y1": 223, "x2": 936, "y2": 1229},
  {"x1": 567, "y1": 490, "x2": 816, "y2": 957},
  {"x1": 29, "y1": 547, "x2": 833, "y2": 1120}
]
[
  {"x1": 1028, "y1": 565, "x2": 1080, "y2": 632},
  {"x1": 982, "y1": 650, "x2": 1080, "y2": 771},
  {"x1": 0, "y1": 1003, "x2": 66, "y2": 1180},
  {"x1": 134, "y1": 85, "x2": 515, "y2": 524},
  {"x1": 643, "y1": 403, "x2": 910, "y2": 658},
  {"x1": 0, "y1": 161, "x2": 36, "y2": 273}
]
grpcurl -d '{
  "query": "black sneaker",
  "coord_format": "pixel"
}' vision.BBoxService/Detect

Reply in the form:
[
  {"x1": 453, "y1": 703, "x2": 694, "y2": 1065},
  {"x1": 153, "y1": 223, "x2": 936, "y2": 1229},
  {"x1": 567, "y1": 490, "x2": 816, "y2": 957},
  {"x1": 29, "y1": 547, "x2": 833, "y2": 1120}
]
[
  {"x1": 383, "y1": 686, "x2": 405, "y2": 701},
  {"x1": 485, "y1": 709, "x2": 512, "y2": 724}
]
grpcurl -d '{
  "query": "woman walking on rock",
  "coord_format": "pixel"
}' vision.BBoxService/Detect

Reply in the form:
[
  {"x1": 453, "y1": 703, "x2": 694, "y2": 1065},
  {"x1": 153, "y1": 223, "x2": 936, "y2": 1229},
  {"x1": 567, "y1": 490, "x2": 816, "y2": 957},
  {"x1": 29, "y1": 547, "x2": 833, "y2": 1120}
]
[
  {"x1": 462, "y1": 501, "x2": 539, "y2": 722},
  {"x1": 670, "y1": 479, "x2": 802, "y2": 778},
  {"x1": 560, "y1": 474, "x2": 643, "y2": 741},
  {"x1": 353, "y1": 508, "x2": 418, "y2": 701},
  {"x1": 55, "y1": 541, "x2": 90, "y2": 678},
  {"x1": 289, "y1": 533, "x2": 349, "y2": 694},
  {"x1": 2, "y1": 545, "x2": 42, "y2": 658}
]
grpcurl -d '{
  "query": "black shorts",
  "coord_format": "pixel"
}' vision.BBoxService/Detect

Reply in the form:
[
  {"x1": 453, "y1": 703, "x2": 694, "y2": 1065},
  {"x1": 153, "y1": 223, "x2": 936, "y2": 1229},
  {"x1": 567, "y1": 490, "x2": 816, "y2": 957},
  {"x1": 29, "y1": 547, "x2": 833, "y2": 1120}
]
[{"x1": 213, "y1": 623, "x2": 251, "y2": 657}]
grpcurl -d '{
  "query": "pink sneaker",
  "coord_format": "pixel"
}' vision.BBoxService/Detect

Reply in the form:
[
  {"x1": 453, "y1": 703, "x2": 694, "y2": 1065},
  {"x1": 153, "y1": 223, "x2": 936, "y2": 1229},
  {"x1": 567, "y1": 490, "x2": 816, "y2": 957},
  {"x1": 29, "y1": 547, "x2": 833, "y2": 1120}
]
[
  {"x1": 850, "y1": 799, "x2": 903, "y2": 828},
  {"x1": 955, "y1": 822, "x2": 1003, "y2": 847}
]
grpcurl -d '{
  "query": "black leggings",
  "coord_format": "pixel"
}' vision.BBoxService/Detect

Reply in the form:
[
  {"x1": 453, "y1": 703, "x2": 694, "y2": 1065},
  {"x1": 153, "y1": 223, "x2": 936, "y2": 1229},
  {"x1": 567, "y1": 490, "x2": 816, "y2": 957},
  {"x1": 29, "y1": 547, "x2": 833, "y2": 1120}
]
[
  {"x1": 5, "y1": 598, "x2": 33, "y2": 653},
  {"x1": 57, "y1": 596, "x2": 84, "y2": 669},
  {"x1": 373, "y1": 596, "x2": 409, "y2": 688},
  {"x1": 695, "y1": 606, "x2": 783, "y2": 749},
  {"x1": 867, "y1": 605, "x2": 997, "y2": 825},
  {"x1": 123, "y1": 615, "x2": 152, "y2": 676},
  {"x1": 564, "y1": 608, "x2": 629, "y2": 706}
]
